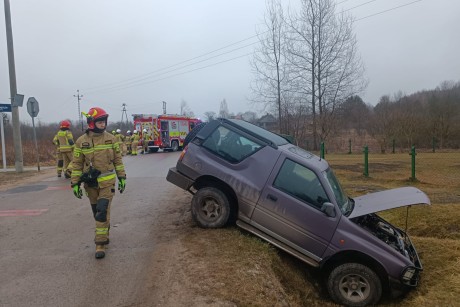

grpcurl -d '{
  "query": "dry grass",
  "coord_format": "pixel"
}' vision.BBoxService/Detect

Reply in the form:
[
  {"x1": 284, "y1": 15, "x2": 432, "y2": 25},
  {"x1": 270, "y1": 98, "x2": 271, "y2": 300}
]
[{"x1": 180, "y1": 152, "x2": 460, "y2": 306}]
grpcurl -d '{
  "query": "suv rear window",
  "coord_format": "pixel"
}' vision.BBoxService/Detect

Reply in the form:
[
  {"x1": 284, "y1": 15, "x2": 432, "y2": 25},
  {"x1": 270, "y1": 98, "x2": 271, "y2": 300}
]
[
  {"x1": 226, "y1": 119, "x2": 289, "y2": 146},
  {"x1": 202, "y1": 126, "x2": 262, "y2": 163}
]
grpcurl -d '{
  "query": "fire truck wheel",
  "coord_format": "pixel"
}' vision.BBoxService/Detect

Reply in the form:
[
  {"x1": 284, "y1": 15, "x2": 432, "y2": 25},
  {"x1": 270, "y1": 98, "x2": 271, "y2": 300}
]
[
  {"x1": 171, "y1": 141, "x2": 179, "y2": 152},
  {"x1": 184, "y1": 122, "x2": 207, "y2": 148}
]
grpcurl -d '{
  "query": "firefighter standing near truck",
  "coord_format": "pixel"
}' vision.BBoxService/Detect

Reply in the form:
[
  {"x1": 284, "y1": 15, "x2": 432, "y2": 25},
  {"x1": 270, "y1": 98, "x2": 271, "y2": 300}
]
[
  {"x1": 125, "y1": 130, "x2": 132, "y2": 155},
  {"x1": 114, "y1": 129, "x2": 126, "y2": 156},
  {"x1": 71, "y1": 107, "x2": 126, "y2": 259},
  {"x1": 131, "y1": 130, "x2": 140, "y2": 156},
  {"x1": 141, "y1": 128, "x2": 151, "y2": 154},
  {"x1": 54, "y1": 120, "x2": 74, "y2": 178}
]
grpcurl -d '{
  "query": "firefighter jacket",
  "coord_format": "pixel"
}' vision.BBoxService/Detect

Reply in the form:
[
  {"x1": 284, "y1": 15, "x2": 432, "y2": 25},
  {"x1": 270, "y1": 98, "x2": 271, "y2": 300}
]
[
  {"x1": 131, "y1": 133, "x2": 140, "y2": 143},
  {"x1": 71, "y1": 131, "x2": 126, "y2": 188},
  {"x1": 114, "y1": 133, "x2": 125, "y2": 146},
  {"x1": 53, "y1": 129, "x2": 74, "y2": 153},
  {"x1": 125, "y1": 134, "x2": 132, "y2": 145}
]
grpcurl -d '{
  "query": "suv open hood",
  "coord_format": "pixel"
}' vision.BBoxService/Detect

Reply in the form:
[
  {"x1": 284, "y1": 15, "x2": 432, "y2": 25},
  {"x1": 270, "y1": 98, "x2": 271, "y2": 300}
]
[{"x1": 348, "y1": 187, "x2": 430, "y2": 218}]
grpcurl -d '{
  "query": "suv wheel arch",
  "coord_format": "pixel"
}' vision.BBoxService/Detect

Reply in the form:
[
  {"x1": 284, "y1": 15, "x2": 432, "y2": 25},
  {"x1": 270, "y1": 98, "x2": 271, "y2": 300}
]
[
  {"x1": 193, "y1": 176, "x2": 238, "y2": 224},
  {"x1": 321, "y1": 251, "x2": 389, "y2": 295}
]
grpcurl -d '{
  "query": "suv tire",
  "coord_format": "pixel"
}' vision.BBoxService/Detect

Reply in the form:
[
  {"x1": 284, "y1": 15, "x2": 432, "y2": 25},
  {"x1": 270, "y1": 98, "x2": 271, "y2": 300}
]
[
  {"x1": 191, "y1": 187, "x2": 230, "y2": 228},
  {"x1": 327, "y1": 263, "x2": 382, "y2": 307},
  {"x1": 183, "y1": 122, "x2": 207, "y2": 148}
]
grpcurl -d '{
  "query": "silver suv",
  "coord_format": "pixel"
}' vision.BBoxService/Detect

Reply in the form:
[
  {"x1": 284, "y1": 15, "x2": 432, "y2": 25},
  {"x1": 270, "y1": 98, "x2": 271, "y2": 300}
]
[{"x1": 166, "y1": 118, "x2": 430, "y2": 306}]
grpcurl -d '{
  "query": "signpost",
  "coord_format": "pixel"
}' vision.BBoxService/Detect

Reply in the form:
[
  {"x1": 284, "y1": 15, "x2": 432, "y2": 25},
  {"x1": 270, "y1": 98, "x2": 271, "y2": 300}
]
[
  {"x1": 0, "y1": 103, "x2": 11, "y2": 170},
  {"x1": 27, "y1": 97, "x2": 40, "y2": 171}
]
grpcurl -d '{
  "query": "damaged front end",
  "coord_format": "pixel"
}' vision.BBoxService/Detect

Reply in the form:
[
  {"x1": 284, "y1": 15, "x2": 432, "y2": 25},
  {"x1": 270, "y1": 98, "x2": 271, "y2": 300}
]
[{"x1": 351, "y1": 213, "x2": 422, "y2": 286}]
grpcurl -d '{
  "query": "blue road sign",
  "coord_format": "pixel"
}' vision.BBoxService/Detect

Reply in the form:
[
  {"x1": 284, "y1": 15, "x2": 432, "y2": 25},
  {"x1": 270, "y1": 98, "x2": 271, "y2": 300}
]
[{"x1": 0, "y1": 103, "x2": 12, "y2": 112}]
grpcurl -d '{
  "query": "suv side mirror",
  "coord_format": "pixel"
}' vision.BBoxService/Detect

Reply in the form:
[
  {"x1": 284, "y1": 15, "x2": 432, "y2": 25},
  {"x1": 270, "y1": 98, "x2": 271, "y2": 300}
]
[{"x1": 321, "y1": 202, "x2": 336, "y2": 218}]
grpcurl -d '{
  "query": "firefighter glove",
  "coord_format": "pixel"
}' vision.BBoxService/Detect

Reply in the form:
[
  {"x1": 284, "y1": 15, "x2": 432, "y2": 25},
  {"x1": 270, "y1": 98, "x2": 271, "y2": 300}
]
[
  {"x1": 118, "y1": 177, "x2": 126, "y2": 194},
  {"x1": 72, "y1": 184, "x2": 82, "y2": 199}
]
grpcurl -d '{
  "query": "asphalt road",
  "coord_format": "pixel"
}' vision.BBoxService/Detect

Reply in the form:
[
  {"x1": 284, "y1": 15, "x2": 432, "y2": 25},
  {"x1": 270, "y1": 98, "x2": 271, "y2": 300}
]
[{"x1": 0, "y1": 151, "x2": 183, "y2": 307}]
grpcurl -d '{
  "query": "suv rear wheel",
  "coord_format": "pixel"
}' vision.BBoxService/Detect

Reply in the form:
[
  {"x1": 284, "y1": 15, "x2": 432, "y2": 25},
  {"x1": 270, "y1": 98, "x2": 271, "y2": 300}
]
[
  {"x1": 191, "y1": 187, "x2": 230, "y2": 228},
  {"x1": 327, "y1": 263, "x2": 382, "y2": 307}
]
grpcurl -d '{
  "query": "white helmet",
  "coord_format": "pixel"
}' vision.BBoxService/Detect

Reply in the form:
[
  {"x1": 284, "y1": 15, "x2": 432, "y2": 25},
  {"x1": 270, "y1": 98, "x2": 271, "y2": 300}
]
[
  {"x1": 143, "y1": 129, "x2": 147, "y2": 132},
  {"x1": 116, "y1": 129, "x2": 121, "y2": 133},
  {"x1": 127, "y1": 130, "x2": 131, "y2": 134},
  {"x1": 133, "y1": 130, "x2": 138, "y2": 134}
]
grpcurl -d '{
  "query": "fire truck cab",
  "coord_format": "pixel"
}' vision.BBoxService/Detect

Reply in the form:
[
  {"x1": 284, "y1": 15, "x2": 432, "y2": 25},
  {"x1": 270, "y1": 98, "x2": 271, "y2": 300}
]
[{"x1": 132, "y1": 114, "x2": 202, "y2": 153}]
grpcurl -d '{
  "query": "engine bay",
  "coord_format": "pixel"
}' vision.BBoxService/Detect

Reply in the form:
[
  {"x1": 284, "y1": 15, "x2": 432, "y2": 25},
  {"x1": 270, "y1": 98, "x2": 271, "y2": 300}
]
[{"x1": 352, "y1": 213, "x2": 412, "y2": 260}]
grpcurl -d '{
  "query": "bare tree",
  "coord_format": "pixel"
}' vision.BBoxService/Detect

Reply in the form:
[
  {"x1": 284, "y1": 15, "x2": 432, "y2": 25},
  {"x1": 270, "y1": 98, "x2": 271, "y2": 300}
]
[
  {"x1": 219, "y1": 99, "x2": 229, "y2": 118},
  {"x1": 180, "y1": 99, "x2": 194, "y2": 117},
  {"x1": 251, "y1": 0, "x2": 288, "y2": 133},
  {"x1": 286, "y1": 0, "x2": 366, "y2": 148}
]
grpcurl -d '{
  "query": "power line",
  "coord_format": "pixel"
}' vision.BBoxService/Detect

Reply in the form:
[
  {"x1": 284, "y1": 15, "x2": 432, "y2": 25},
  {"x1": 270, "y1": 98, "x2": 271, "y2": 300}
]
[
  {"x1": 83, "y1": 0, "x2": 422, "y2": 96},
  {"x1": 356, "y1": 0, "x2": 422, "y2": 21},
  {"x1": 84, "y1": 41, "x2": 259, "y2": 95},
  {"x1": 85, "y1": 53, "x2": 252, "y2": 96}
]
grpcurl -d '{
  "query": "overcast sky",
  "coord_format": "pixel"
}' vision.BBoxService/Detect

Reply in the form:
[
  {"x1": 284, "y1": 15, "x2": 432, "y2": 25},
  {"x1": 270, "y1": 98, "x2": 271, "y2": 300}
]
[{"x1": 0, "y1": 0, "x2": 459, "y2": 125}]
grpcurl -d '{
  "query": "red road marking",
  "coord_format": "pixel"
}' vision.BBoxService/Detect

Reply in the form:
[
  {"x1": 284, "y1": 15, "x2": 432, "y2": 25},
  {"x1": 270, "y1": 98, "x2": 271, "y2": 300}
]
[
  {"x1": 46, "y1": 186, "x2": 72, "y2": 191},
  {"x1": 0, "y1": 209, "x2": 49, "y2": 217}
]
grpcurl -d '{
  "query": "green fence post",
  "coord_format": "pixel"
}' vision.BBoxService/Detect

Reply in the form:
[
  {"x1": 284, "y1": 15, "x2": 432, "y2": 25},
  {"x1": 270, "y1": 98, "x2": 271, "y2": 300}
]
[
  {"x1": 410, "y1": 145, "x2": 417, "y2": 181},
  {"x1": 392, "y1": 139, "x2": 395, "y2": 154},
  {"x1": 320, "y1": 142, "x2": 325, "y2": 159},
  {"x1": 432, "y1": 137, "x2": 436, "y2": 153},
  {"x1": 363, "y1": 145, "x2": 369, "y2": 177},
  {"x1": 348, "y1": 139, "x2": 352, "y2": 154}
]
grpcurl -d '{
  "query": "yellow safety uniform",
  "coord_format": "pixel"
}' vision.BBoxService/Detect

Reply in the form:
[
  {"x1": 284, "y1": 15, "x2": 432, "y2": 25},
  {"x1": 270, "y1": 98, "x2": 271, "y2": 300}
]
[
  {"x1": 114, "y1": 132, "x2": 126, "y2": 156},
  {"x1": 55, "y1": 129, "x2": 74, "y2": 177},
  {"x1": 125, "y1": 134, "x2": 132, "y2": 155},
  {"x1": 52, "y1": 136, "x2": 63, "y2": 177},
  {"x1": 131, "y1": 133, "x2": 140, "y2": 156},
  {"x1": 71, "y1": 130, "x2": 126, "y2": 246}
]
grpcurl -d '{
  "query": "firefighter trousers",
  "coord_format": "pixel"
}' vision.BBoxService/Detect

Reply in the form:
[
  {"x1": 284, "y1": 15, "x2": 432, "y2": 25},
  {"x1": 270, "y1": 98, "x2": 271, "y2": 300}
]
[
  {"x1": 84, "y1": 184, "x2": 115, "y2": 245},
  {"x1": 61, "y1": 151, "x2": 73, "y2": 173},
  {"x1": 56, "y1": 151, "x2": 63, "y2": 176}
]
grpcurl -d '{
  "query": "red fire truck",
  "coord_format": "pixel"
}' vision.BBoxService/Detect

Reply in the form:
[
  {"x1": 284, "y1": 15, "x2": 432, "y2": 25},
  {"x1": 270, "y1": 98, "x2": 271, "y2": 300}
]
[{"x1": 132, "y1": 114, "x2": 202, "y2": 153}]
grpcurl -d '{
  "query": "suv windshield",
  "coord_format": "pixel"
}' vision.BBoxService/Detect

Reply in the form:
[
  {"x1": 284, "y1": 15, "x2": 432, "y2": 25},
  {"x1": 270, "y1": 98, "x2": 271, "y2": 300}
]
[{"x1": 324, "y1": 169, "x2": 351, "y2": 215}]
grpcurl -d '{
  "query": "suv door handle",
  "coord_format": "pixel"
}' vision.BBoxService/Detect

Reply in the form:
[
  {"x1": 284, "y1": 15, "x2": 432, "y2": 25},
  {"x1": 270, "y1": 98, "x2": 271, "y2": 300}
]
[{"x1": 267, "y1": 194, "x2": 278, "y2": 202}]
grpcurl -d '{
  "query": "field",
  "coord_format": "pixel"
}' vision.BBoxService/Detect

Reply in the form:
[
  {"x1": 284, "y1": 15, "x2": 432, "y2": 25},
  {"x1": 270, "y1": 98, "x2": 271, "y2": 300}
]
[{"x1": 180, "y1": 152, "x2": 460, "y2": 306}]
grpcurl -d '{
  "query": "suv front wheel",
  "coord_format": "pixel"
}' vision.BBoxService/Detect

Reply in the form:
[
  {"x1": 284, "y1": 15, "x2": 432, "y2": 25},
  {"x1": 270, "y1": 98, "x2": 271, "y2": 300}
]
[
  {"x1": 327, "y1": 263, "x2": 382, "y2": 307},
  {"x1": 191, "y1": 187, "x2": 230, "y2": 228}
]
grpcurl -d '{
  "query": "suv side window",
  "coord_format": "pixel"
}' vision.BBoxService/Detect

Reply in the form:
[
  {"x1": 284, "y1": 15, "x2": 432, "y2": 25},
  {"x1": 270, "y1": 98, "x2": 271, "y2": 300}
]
[
  {"x1": 273, "y1": 159, "x2": 329, "y2": 209},
  {"x1": 202, "y1": 126, "x2": 262, "y2": 163}
]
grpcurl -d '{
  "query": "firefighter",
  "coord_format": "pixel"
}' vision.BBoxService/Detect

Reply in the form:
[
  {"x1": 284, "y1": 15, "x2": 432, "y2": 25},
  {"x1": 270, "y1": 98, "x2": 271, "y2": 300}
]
[
  {"x1": 114, "y1": 128, "x2": 126, "y2": 156},
  {"x1": 131, "y1": 130, "x2": 140, "y2": 156},
  {"x1": 125, "y1": 130, "x2": 132, "y2": 155},
  {"x1": 141, "y1": 128, "x2": 151, "y2": 154},
  {"x1": 52, "y1": 134, "x2": 63, "y2": 177},
  {"x1": 71, "y1": 107, "x2": 126, "y2": 259},
  {"x1": 55, "y1": 120, "x2": 74, "y2": 178}
]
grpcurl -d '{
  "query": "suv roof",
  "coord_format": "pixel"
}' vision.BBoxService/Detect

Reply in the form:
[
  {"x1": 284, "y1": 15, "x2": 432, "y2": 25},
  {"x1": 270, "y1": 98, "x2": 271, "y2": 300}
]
[{"x1": 196, "y1": 118, "x2": 290, "y2": 149}]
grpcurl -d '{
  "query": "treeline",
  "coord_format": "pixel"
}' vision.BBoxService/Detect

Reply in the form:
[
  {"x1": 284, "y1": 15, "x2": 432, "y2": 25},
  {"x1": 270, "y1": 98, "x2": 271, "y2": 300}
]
[{"x1": 280, "y1": 81, "x2": 460, "y2": 152}]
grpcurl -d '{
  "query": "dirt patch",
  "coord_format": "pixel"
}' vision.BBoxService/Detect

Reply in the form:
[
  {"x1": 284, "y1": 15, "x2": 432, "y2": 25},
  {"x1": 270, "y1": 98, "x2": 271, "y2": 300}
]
[{"x1": 0, "y1": 168, "x2": 55, "y2": 192}]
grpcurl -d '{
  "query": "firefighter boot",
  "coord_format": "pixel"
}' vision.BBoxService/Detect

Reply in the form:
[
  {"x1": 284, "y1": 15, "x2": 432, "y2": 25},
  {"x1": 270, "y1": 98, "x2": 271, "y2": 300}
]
[{"x1": 95, "y1": 244, "x2": 106, "y2": 259}]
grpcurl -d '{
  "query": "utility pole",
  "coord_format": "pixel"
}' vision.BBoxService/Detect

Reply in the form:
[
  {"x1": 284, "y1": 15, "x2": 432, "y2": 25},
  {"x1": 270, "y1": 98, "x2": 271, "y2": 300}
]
[
  {"x1": 121, "y1": 103, "x2": 128, "y2": 125},
  {"x1": 74, "y1": 90, "x2": 83, "y2": 131},
  {"x1": 162, "y1": 101, "x2": 167, "y2": 115},
  {"x1": 4, "y1": 0, "x2": 23, "y2": 172}
]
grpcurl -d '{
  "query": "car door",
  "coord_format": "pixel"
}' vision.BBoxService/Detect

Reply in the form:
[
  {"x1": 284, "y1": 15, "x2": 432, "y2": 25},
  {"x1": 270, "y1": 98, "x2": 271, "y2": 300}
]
[{"x1": 250, "y1": 154, "x2": 340, "y2": 259}]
